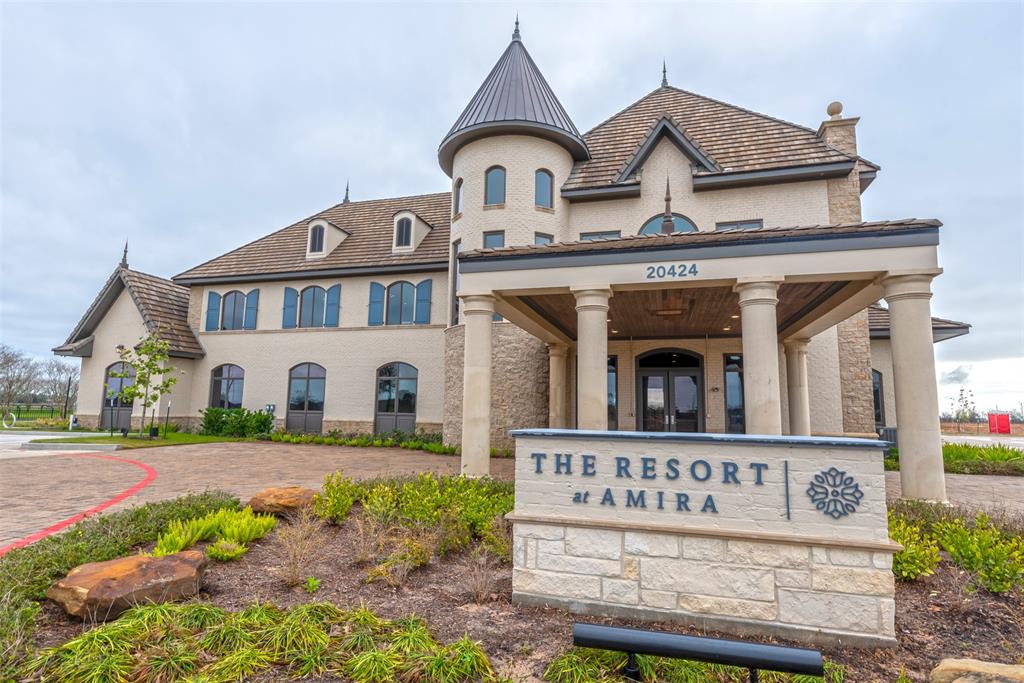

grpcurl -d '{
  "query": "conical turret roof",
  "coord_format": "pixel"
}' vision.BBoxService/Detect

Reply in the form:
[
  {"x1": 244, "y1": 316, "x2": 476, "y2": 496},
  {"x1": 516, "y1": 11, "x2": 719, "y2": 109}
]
[{"x1": 438, "y1": 25, "x2": 589, "y2": 176}]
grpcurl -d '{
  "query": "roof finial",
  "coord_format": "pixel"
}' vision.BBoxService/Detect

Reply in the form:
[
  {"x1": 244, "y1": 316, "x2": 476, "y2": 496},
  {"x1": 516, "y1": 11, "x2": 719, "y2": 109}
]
[
  {"x1": 512, "y1": 14, "x2": 521, "y2": 41},
  {"x1": 120, "y1": 241, "x2": 129, "y2": 269},
  {"x1": 661, "y1": 177, "x2": 674, "y2": 234},
  {"x1": 662, "y1": 60, "x2": 668, "y2": 88},
  {"x1": 343, "y1": 181, "x2": 350, "y2": 204}
]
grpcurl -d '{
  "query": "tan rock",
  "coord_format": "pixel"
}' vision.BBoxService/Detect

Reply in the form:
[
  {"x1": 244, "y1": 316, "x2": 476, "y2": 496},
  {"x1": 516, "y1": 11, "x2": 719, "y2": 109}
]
[
  {"x1": 246, "y1": 486, "x2": 315, "y2": 515},
  {"x1": 47, "y1": 550, "x2": 207, "y2": 620},
  {"x1": 930, "y1": 658, "x2": 1024, "y2": 683}
]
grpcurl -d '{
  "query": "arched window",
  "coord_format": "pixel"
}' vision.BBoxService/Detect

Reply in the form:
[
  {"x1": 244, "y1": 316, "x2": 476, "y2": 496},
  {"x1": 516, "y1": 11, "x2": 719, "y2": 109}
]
[
  {"x1": 102, "y1": 362, "x2": 135, "y2": 430},
  {"x1": 309, "y1": 224, "x2": 325, "y2": 253},
  {"x1": 287, "y1": 363, "x2": 326, "y2": 433},
  {"x1": 639, "y1": 213, "x2": 698, "y2": 235},
  {"x1": 210, "y1": 364, "x2": 244, "y2": 409},
  {"x1": 299, "y1": 286, "x2": 327, "y2": 328},
  {"x1": 395, "y1": 217, "x2": 412, "y2": 248},
  {"x1": 221, "y1": 291, "x2": 246, "y2": 330},
  {"x1": 386, "y1": 281, "x2": 415, "y2": 325},
  {"x1": 374, "y1": 362, "x2": 418, "y2": 433},
  {"x1": 452, "y1": 178, "x2": 463, "y2": 215},
  {"x1": 535, "y1": 169, "x2": 553, "y2": 209},
  {"x1": 484, "y1": 166, "x2": 506, "y2": 205},
  {"x1": 872, "y1": 369, "x2": 885, "y2": 427}
]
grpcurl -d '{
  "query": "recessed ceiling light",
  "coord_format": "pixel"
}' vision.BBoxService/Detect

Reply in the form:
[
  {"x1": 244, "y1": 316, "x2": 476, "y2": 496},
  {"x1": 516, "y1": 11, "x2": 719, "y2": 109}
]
[
  {"x1": 730, "y1": 315, "x2": 739, "y2": 319},
  {"x1": 723, "y1": 326, "x2": 731, "y2": 331}
]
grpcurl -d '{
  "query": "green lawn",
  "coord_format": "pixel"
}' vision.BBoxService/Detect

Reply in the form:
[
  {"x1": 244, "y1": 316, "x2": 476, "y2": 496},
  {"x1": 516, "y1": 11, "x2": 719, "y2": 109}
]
[{"x1": 31, "y1": 432, "x2": 251, "y2": 449}]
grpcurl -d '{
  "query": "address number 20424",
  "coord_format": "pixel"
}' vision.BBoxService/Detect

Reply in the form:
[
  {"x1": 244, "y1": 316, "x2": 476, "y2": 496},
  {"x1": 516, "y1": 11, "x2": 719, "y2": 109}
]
[{"x1": 645, "y1": 263, "x2": 699, "y2": 279}]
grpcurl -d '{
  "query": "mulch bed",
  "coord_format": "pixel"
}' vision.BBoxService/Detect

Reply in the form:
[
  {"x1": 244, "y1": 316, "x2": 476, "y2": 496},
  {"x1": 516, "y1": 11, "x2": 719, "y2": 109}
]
[{"x1": 32, "y1": 514, "x2": 1023, "y2": 682}]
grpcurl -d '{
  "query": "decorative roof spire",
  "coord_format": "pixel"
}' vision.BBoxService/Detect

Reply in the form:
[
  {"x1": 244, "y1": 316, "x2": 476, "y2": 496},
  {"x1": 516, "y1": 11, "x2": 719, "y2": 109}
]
[
  {"x1": 512, "y1": 14, "x2": 521, "y2": 41},
  {"x1": 661, "y1": 178, "x2": 674, "y2": 234},
  {"x1": 120, "y1": 241, "x2": 129, "y2": 269},
  {"x1": 343, "y1": 181, "x2": 350, "y2": 204},
  {"x1": 662, "y1": 60, "x2": 668, "y2": 87}
]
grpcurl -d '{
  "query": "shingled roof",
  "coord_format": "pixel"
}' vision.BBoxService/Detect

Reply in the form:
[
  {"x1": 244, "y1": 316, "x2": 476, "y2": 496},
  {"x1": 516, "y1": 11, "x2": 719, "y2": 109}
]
[
  {"x1": 563, "y1": 85, "x2": 875, "y2": 192},
  {"x1": 868, "y1": 303, "x2": 970, "y2": 343},
  {"x1": 174, "y1": 192, "x2": 451, "y2": 284},
  {"x1": 54, "y1": 266, "x2": 203, "y2": 359},
  {"x1": 437, "y1": 25, "x2": 589, "y2": 175},
  {"x1": 460, "y1": 218, "x2": 940, "y2": 261}
]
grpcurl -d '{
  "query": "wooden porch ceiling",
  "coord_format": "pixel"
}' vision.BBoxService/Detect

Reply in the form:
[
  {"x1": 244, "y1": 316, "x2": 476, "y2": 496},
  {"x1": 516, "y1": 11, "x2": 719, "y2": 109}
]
[{"x1": 518, "y1": 282, "x2": 847, "y2": 341}]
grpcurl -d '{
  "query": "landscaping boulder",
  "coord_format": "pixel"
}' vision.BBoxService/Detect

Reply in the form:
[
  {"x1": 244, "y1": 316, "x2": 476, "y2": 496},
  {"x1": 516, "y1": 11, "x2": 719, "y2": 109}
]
[
  {"x1": 47, "y1": 550, "x2": 207, "y2": 620},
  {"x1": 246, "y1": 486, "x2": 316, "y2": 515},
  {"x1": 930, "y1": 659, "x2": 1024, "y2": 683}
]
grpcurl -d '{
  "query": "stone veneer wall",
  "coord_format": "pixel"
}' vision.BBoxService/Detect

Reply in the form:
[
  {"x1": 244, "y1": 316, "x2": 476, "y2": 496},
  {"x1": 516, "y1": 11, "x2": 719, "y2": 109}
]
[
  {"x1": 443, "y1": 323, "x2": 549, "y2": 450},
  {"x1": 513, "y1": 523, "x2": 895, "y2": 647}
]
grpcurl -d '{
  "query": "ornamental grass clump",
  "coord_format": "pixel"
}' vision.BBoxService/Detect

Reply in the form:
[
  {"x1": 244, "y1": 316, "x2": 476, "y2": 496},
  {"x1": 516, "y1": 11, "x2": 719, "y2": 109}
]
[
  {"x1": 21, "y1": 601, "x2": 498, "y2": 683},
  {"x1": 151, "y1": 506, "x2": 276, "y2": 560}
]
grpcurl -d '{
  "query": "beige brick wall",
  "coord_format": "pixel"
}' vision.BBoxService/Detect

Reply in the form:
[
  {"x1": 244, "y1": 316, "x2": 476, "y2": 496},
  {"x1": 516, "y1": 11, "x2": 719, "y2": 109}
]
[
  {"x1": 77, "y1": 289, "x2": 151, "y2": 419},
  {"x1": 443, "y1": 322, "x2": 549, "y2": 450}
]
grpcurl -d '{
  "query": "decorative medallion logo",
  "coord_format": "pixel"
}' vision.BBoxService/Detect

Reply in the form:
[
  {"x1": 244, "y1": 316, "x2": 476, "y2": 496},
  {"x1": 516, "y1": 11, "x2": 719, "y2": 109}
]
[{"x1": 806, "y1": 467, "x2": 863, "y2": 519}]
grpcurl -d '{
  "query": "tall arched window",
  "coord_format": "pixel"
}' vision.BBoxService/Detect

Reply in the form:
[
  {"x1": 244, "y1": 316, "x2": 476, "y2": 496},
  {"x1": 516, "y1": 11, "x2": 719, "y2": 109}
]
[
  {"x1": 287, "y1": 363, "x2": 326, "y2": 433},
  {"x1": 221, "y1": 291, "x2": 246, "y2": 330},
  {"x1": 639, "y1": 213, "x2": 698, "y2": 235},
  {"x1": 102, "y1": 362, "x2": 135, "y2": 430},
  {"x1": 309, "y1": 224, "x2": 325, "y2": 253},
  {"x1": 210, "y1": 364, "x2": 244, "y2": 409},
  {"x1": 535, "y1": 169, "x2": 553, "y2": 209},
  {"x1": 374, "y1": 362, "x2": 418, "y2": 433},
  {"x1": 395, "y1": 217, "x2": 412, "y2": 248},
  {"x1": 299, "y1": 286, "x2": 327, "y2": 328},
  {"x1": 871, "y1": 369, "x2": 885, "y2": 427},
  {"x1": 452, "y1": 178, "x2": 463, "y2": 215},
  {"x1": 484, "y1": 166, "x2": 506, "y2": 205},
  {"x1": 386, "y1": 281, "x2": 415, "y2": 325}
]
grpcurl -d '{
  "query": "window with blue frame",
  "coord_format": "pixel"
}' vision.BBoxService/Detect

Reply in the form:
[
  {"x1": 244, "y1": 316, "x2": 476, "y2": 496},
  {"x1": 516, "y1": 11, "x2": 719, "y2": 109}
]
[
  {"x1": 484, "y1": 166, "x2": 506, "y2": 205},
  {"x1": 369, "y1": 279, "x2": 432, "y2": 326},
  {"x1": 483, "y1": 231, "x2": 505, "y2": 249},
  {"x1": 534, "y1": 232, "x2": 554, "y2": 245},
  {"x1": 535, "y1": 169, "x2": 553, "y2": 208},
  {"x1": 205, "y1": 289, "x2": 259, "y2": 331},
  {"x1": 639, "y1": 213, "x2": 698, "y2": 235},
  {"x1": 283, "y1": 285, "x2": 340, "y2": 328}
]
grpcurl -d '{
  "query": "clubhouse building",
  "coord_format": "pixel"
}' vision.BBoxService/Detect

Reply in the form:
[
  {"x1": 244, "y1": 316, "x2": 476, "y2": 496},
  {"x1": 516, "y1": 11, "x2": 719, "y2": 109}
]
[{"x1": 56, "y1": 24, "x2": 967, "y2": 502}]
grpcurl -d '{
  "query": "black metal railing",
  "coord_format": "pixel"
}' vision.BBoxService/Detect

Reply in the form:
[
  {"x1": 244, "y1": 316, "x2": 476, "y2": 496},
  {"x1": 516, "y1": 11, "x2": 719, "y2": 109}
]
[{"x1": 573, "y1": 623, "x2": 824, "y2": 682}]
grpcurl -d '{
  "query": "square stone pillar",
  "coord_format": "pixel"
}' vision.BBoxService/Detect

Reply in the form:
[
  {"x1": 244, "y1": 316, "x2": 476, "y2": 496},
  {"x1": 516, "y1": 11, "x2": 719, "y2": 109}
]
[
  {"x1": 785, "y1": 339, "x2": 811, "y2": 436},
  {"x1": 572, "y1": 287, "x2": 612, "y2": 430},
  {"x1": 547, "y1": 344, "x2": 568, "y2": 428},
  {"x1": 735, "y1": 279, "x2": 783, "y2": 435},
  {"x1": 460, "y1": 294, "x2": 495, "y2": 476},
  {"x1": 882, "y1": 272, "x2": 947, "y2": 501}
]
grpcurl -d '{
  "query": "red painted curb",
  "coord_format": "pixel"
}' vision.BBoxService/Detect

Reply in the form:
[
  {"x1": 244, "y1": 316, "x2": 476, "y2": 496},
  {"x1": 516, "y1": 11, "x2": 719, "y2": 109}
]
[{"x1": 0, "y1": 452, "x2": 158, "y2": 557}]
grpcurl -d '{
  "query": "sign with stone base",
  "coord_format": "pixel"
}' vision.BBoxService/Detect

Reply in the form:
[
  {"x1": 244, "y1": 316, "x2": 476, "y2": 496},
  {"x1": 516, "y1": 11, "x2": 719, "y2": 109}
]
[{"x1": 508, "y1": 429, "x2": 898, "y2": 647}]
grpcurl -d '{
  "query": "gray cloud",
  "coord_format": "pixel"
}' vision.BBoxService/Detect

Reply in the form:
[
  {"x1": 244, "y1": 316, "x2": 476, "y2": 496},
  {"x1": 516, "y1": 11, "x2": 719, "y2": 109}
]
[
  {"x1": 940, "y1": 365, "x2": 972, "y2": 385},
  {"x1": 1, "y1": 2, "x2": 1021, "y2": 406}
]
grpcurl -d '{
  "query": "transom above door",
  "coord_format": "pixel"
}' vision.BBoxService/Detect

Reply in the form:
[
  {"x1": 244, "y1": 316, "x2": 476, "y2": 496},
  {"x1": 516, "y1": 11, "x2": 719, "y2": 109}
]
[{"x1": 636, "y1": 350, "x2": 704, "y2": 433}]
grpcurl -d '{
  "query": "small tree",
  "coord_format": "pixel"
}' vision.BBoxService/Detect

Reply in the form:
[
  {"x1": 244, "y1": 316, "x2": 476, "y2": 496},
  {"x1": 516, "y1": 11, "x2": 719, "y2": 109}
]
[
  {"x1": 950, "y1": 387, "x2": 978, "y2": 433},
  {"x1": 38, "y1": 358, "x2": 79, "y2": 417},
  {"x1": 111, "y1": 333, "x2": 180, "y2": 436},
  {"x1": 0, "y1": 344, "x2": 37, "y2": 415}
]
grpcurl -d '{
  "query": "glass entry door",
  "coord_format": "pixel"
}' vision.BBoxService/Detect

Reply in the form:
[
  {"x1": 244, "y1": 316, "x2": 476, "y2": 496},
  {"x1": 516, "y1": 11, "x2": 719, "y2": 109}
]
[{"x1": 638, "y1": 370, "x2": 702, "y2": 432}]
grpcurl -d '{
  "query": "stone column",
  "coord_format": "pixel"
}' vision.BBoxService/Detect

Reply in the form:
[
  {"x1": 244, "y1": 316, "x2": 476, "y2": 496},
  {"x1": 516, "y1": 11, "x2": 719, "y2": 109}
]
[
  {"x1": 460, "y1": 294, "x2": 495, "y2": 477},
  {"x1": 882, "y1": 273, "x2": 946, "y2": 501},
  {"x1": 547, "y1": 344, "x2": 568, "y2": 428},
  {"x1": 785, "y1": 339, "x2": 811, "y2": 436},
  {"x1": 735, "y1": 279, "x2": 783, "y2": 435},
  {"x1": 572, "y1": 287, "x2": 612, "y2": 430}
]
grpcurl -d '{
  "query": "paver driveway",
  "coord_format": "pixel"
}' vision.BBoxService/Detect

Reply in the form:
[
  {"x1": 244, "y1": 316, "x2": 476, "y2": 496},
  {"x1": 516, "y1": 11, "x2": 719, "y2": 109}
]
[
  {"x1": 0, "y1": 442, "x2": 514, "y2": 549},
  {"x1": 2, "y1": 442, "x2": 1021, "y2": 551}
]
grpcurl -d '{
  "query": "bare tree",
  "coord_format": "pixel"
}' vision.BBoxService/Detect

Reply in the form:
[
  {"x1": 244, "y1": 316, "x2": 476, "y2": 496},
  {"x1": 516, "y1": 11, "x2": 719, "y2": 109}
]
[
  {"x1": 38, "y1": 358, "x2": 80, "y2": 416},
  {"x1": 0, "y1": 345, "x2": 38, "y2": 414}
]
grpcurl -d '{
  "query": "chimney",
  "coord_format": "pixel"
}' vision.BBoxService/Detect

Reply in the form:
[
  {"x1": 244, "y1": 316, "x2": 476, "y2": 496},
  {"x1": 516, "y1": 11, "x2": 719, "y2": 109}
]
[{"x1": 816, "y1": 100, "x2": 859, "y2": 156}]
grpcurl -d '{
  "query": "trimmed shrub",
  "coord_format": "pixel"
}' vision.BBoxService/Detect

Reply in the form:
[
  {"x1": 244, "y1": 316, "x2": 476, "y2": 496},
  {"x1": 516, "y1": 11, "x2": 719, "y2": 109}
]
[
  {"x1": 198, "y1": 407, "x2": 273, "y2": 438},
  {"x1": 889, "y1": 514, "x2": 940, "y2": 580}
]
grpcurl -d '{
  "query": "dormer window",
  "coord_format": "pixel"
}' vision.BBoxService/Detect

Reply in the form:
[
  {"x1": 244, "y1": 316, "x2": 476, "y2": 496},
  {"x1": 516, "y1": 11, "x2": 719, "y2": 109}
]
[
  {"x1": 306, "y1": 218, "x2": 347, "y2": 259},
  {"x1": 309, "y1": 224, "x2": 325, "y2": 253},
  {"x1": 395, "y1": 218, "x2": 412, "y2": 248}
]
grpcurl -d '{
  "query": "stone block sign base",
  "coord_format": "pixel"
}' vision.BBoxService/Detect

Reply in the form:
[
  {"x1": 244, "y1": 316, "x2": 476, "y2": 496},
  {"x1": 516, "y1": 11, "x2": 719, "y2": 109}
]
[{"x1": 508, "y1": 429, "x2": 898, "y2": 647}]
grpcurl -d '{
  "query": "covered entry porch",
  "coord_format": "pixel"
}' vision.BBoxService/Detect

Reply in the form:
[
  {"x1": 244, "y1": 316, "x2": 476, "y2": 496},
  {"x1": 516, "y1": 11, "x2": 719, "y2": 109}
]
[{"x1": 456, "y1": 220, "x2": 949, "y2": 501}]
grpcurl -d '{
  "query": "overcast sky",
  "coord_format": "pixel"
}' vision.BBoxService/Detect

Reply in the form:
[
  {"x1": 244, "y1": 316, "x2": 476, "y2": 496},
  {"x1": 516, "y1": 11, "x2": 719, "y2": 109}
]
[{"x1": 1, "y1": 1, "x2": 1021, "y2": 411}]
